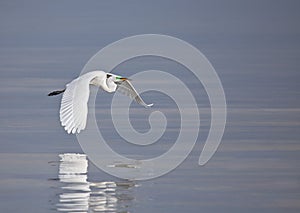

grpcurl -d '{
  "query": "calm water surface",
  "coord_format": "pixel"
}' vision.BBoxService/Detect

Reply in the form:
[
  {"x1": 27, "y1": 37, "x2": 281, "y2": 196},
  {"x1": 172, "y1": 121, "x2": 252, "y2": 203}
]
[
  {"x1": 0, "y1": 107, "x2": 299, "y2": 212},
  {"x1": 1, "y1": 1, "x2": 300, "y2": 212}
]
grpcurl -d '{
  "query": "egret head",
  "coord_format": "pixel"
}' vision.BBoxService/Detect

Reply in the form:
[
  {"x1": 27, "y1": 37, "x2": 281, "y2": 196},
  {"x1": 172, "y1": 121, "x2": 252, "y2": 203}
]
[{"x1": 107, "y1": 73, "x2": 129, "y2": 82}]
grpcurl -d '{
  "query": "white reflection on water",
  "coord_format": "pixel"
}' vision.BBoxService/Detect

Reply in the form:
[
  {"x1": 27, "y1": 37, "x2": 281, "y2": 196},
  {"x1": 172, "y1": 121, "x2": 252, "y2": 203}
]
[{"x1": 56, "y1": 153, "x2": 136, "y2": 212}]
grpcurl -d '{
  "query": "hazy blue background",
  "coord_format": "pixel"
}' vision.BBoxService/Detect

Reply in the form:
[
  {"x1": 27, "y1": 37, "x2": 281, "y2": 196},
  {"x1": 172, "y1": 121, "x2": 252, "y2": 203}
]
[{"x1": 0, "y1": 0, "x2": 299, "y2": 212}]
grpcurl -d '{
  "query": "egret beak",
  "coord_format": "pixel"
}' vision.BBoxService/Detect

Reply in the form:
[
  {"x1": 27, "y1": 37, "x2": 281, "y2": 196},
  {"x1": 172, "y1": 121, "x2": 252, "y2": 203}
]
[{"x1": 120, "y1": 77, "x2": 131, "y2": 81}]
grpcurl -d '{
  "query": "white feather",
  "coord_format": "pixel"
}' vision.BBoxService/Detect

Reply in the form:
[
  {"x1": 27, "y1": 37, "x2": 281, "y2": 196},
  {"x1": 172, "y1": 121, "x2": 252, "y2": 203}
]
[
  {"x1": 116, "y1": 80, "x2": 153, "y2": 108},
  {"x1": 56, "y1": 71, "x2": 152, "y2": 134},
  {"x1": 59, "y1": 72, "x2": 103, "y2": 134}
]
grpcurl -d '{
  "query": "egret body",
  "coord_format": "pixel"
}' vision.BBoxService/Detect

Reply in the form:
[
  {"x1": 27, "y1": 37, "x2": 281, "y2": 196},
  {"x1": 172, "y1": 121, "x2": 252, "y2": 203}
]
[{"x1": 49, "y1": 71, "x2": 153, "y2": 134}]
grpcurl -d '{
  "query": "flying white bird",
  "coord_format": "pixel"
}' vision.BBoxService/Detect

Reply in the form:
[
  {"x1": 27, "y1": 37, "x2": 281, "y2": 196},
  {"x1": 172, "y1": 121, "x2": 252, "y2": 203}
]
[{"x1": 48, "y1": 71, "x2": 153, "y2": 134}]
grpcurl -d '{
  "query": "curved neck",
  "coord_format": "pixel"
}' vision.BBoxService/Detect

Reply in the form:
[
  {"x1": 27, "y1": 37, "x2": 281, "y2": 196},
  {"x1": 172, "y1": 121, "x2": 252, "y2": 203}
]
[{"x1": 101, "y1": 78, "x2": 117, "y2": 93}]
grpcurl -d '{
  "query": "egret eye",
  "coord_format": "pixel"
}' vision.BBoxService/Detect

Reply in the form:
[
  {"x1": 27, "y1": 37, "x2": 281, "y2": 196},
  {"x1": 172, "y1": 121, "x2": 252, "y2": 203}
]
[{"x1": 106, "y1": 74, "x2": 112, "y2": 78}]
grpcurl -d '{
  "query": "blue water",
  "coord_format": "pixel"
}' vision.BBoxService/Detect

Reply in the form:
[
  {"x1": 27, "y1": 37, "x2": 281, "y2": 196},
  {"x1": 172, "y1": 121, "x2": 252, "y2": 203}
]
[
  {"x1": 1, "y1": 1, "x2": 300, "y2": 212},
  {"x1": 1, "y1": 103, "x2": 299, "y2": 212},
  {"x1": 1, "y1": 52, "x2": 300, "y2": 213}
]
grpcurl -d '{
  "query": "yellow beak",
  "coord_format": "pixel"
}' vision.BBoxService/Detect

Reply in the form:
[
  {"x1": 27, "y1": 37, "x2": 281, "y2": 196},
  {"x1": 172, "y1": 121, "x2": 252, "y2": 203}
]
[{"x1": 120, "y1": 77, "x2": 132, "y2": 81}]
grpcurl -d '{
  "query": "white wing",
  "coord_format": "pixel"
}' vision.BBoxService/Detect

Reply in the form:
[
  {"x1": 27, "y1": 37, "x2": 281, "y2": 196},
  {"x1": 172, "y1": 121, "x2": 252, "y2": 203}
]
[
  {"x1": 116, "y1": 80, "x2": 153, "y2": 108},
  {"x1": 60, "y1": 76, "x2": 93, "y2": 134}
]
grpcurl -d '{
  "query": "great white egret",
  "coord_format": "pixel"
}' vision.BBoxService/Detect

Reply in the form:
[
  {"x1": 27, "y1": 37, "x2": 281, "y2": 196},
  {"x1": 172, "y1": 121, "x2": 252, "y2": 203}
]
[{"x1": 48, "y1": 71, "x2": 153, "y2": 134}]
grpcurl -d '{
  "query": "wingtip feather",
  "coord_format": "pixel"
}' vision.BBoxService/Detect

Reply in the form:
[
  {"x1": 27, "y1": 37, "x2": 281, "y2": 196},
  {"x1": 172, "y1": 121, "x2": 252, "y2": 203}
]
[{"x1": 146, "y1": 103, "x2": 154, "y2": 108}]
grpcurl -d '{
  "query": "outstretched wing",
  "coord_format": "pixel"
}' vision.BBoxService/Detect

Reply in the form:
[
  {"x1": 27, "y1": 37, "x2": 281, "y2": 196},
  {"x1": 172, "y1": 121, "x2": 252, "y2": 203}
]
[
  {"x1": 116, "y1": 80, "x2": 153, "y2": 108},
  {"x1": 60, "y1": 76, "x2": 93, "y2": 134}
]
